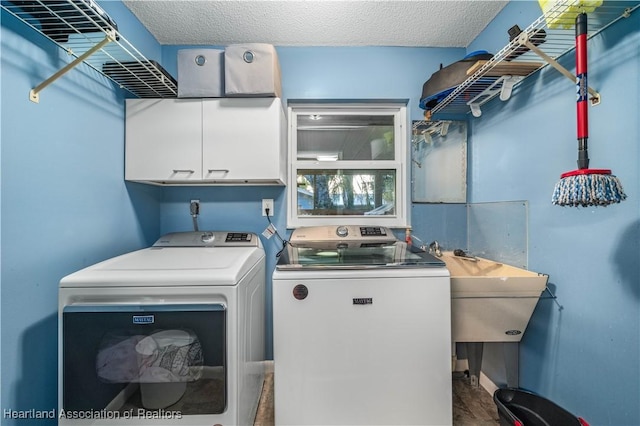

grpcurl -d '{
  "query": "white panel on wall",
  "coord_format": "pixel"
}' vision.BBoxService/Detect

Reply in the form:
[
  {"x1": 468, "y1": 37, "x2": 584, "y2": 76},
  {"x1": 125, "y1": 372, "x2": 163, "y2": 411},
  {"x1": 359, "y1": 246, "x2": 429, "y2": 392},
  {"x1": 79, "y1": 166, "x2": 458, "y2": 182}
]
[{"x1": 412, "y1": 120, "x2": 467, "y2": 203}]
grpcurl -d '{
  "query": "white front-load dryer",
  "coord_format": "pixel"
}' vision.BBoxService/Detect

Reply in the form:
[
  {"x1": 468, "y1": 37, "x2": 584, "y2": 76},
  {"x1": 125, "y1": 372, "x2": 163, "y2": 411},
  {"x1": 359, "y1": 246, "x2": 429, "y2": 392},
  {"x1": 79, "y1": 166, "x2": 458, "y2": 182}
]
[{"x1": 58, "y1": 231, "x2": 265, "y2": 426}]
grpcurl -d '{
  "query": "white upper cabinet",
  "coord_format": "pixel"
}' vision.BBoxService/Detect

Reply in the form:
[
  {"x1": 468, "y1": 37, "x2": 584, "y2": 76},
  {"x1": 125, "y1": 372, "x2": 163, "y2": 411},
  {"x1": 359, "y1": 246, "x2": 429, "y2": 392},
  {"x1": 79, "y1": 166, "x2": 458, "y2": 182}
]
[
  {"x1": 125, "y1": 98, "x2": 286, "y2": 185},
  {"x1": 125, "y1": 99, "x2": 202, "y2": 182},
  {"x1": 202, "y1": 98, "x2": 286, "y2": 183}
]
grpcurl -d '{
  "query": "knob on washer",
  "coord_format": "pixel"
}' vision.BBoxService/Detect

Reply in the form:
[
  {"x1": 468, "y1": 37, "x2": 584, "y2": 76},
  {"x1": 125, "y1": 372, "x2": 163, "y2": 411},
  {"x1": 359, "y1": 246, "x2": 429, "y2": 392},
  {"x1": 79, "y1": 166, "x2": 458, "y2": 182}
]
[{"x1": 336, "y1": 226, "x2": 349, "y2": 238}]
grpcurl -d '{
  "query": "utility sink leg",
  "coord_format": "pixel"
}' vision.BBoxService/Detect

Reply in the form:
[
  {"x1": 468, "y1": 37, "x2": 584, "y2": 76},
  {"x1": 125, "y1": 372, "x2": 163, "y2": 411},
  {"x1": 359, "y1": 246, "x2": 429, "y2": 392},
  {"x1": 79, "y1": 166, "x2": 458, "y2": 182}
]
[
  {"x1": 503, "y1": 342, "x2": 519, "y2": 389},
  {"x1": 466, "y1": 342, "x2": 484, "y2": 387}
]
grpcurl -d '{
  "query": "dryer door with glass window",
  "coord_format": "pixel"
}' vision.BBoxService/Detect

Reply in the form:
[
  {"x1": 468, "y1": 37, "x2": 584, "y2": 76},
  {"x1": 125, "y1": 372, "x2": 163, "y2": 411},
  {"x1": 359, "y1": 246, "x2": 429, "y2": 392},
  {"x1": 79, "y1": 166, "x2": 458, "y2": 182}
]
[{"x1": 62, "y1": 303, "x2": 226, "y2": 416}]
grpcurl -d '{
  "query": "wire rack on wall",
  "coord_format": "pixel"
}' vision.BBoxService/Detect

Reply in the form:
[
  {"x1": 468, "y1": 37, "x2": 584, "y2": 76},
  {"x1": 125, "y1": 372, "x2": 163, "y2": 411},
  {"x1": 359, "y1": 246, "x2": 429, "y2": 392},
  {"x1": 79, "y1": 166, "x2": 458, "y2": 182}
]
[
  {"x1": 1, "y1": 0, "x2": 177, "y2": 102},
  {"x1": 417, "y1": 0, "x2": 639, "y2": 127}
]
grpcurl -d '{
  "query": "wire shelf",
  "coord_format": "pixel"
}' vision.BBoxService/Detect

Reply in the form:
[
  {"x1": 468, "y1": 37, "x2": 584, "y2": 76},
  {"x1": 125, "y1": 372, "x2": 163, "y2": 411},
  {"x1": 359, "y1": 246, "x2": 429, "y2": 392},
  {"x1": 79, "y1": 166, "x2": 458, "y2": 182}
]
[
  {"x1": 423, "y1": 0, "x2": 639, "y2": 121},
  {"x1": 1, "y1": 0, "x2": 177, "y2": 100}
]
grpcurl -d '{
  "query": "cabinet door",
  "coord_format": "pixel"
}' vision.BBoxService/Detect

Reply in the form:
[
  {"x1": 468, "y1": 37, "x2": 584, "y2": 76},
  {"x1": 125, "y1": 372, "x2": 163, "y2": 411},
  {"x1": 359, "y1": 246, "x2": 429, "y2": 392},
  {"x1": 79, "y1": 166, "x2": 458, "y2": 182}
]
[
  {"x1": 202, "y1": 98, "x2": 284, "y2": 183},
  {"x1": 125, "y1": 99, "x2": 202, "y2": 182}
]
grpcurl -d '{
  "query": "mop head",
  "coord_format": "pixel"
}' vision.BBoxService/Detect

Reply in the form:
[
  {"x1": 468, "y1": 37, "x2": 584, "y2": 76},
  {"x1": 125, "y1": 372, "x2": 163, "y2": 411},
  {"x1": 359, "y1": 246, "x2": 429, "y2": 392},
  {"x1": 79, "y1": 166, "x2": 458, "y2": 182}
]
[{"x1": 552, "y1": 169, "x2": 627, "y2": 207}]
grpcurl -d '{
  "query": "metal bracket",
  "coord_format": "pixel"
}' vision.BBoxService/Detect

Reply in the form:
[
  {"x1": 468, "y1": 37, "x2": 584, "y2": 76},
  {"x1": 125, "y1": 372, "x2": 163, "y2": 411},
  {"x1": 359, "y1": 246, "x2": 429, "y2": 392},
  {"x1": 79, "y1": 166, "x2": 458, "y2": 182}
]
[
  {"x1": 516, "y1": 31, "x2": 601, "y2": 106},
  {"x1": 467, "y1": 75, "x2": 524, "y2": 117},
  {"x1": 422, "y1": 120, "x2": 451, "y2": 137},
  {"x1": 29, "y1": 30, "x2": 116, "y2": 103}
]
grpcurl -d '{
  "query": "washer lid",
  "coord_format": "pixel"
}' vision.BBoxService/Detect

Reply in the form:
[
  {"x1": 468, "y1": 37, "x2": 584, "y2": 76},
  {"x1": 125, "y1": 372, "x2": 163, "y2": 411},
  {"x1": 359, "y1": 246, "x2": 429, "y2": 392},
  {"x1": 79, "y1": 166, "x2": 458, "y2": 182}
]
[
  {"x1": 60, "y1": 246, "x2": 264, "y2": 287},
  {"x1": 277, "y1": 241, "x2": 444, "y2": 270}
]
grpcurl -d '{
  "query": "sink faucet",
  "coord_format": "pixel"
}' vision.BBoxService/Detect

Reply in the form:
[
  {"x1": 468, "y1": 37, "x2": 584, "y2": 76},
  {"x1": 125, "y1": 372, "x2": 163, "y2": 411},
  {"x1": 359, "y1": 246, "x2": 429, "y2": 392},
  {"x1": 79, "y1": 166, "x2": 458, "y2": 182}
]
[{"x1": 428, "y1": 241, "x2": 442, "y2": 257}]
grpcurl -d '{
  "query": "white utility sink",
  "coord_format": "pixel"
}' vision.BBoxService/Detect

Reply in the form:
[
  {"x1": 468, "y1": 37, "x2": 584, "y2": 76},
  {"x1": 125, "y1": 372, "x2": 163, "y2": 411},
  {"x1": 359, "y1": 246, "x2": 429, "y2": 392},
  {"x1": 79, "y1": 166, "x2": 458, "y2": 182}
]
[{"x1": 440, "y1": 251, "x2": 548, "y2": 343}]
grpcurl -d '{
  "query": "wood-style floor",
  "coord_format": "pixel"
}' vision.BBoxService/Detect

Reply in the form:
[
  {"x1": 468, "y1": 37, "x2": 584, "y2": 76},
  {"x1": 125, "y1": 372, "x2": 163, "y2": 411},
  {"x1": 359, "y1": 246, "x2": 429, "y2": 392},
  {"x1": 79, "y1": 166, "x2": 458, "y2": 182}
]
[
  {"x1": 451, "y1": 373, "x2": 501, "y2": 426},
  {"x1": 254, "y1": 371, "x2": 500, "y2": 426}
]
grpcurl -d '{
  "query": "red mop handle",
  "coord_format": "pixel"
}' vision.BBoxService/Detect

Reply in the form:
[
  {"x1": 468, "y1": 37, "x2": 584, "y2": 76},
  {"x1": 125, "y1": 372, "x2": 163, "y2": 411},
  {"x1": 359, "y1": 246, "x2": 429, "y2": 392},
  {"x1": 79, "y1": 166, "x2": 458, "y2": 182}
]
[{"x1": 576, "y1": 12, "x2": 589, "y2": 169}]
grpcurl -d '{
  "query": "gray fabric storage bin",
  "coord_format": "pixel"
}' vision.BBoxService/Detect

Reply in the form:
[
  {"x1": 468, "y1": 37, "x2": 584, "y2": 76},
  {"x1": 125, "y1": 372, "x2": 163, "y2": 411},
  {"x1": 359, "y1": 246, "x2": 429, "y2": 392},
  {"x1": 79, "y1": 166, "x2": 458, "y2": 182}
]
[
  {"x1": 178, "y1": 48, "x2": 224, "y2": 98},
  {"x1": 224, "y1": 43, "x2": 282, "y2": 97}
]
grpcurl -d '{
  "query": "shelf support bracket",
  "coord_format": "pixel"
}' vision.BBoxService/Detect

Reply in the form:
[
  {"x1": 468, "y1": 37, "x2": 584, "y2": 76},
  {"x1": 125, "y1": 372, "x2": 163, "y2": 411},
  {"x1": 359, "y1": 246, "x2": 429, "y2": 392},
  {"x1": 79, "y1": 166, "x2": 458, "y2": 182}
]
[
  {"x1": 467, "y1": 75, "x2": 523, "y2": 117},
  {"x1": 517, "y1": 32, "x2": 601, "y2": 106},
  {"x1": 30, "y1": 30, "x2": 116, "y2": 103}
]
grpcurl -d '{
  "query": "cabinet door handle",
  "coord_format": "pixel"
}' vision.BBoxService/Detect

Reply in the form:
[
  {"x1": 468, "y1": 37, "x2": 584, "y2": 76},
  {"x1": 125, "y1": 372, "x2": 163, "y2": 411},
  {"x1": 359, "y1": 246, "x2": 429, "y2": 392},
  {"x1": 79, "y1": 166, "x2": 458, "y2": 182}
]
[
  {"x1": 172, "y1": 169, "x2": 195, "y2": 173},
  {"x1": 207, "y1": 169, "x2": 230, "y2": 173}
]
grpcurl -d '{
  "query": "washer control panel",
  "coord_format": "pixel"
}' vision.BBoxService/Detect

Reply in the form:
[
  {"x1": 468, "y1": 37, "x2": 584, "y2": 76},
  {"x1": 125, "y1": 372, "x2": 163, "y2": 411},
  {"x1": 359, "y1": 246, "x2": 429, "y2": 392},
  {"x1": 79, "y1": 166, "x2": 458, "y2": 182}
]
[
  {"x1": 359, "y1": 226, "x2": 389, "y2": 237},
  {"x1": 290, "y1": 225, "x2": 396, "y2": 247}
]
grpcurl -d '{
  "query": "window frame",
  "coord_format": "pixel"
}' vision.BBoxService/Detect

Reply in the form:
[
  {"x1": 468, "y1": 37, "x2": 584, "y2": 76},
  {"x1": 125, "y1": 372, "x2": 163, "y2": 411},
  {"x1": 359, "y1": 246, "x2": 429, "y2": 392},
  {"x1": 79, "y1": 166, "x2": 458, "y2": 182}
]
[{"x1": 287, "y1": 101, "x2": 409, "y2": 228}]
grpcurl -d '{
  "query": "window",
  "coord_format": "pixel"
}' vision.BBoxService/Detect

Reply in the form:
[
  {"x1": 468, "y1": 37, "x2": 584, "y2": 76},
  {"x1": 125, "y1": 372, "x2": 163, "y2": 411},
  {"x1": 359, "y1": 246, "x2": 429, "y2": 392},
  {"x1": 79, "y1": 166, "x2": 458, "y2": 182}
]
[{"x1": 287, "y1": 102, "x2": 408, "y2": 228}]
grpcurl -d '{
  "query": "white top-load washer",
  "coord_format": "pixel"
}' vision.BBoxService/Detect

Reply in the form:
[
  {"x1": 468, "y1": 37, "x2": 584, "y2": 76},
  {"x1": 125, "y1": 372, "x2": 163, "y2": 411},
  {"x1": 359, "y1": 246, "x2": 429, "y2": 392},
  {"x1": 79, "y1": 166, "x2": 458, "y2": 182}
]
[
  {"x1": 59, "y1": 231, "x2": 265, "y2": 426},
  {"x1": 272, "y1": 225, "x2": 452, "y2": 426}
]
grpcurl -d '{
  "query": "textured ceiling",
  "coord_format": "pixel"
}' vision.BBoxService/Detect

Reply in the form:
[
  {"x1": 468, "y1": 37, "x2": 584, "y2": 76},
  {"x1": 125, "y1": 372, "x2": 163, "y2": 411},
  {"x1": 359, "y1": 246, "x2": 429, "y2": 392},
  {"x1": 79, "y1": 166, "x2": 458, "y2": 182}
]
[{"x1": 123, "y1": 1, "x2": 508, "y2": 47}]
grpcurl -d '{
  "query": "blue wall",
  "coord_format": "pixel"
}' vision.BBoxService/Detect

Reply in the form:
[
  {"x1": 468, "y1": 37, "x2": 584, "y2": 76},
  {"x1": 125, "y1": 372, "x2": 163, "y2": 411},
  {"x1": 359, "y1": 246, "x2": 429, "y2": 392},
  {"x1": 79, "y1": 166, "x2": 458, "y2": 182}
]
[
  {"x1": 1, "y1": 1, "x2": 638, "y2": 425},
  {"x1": 0, "y1": 3, "x2": 162, "y2": 424},
  {"x1": 468, "y1": 2, "x2": 640, "y2": 425}
]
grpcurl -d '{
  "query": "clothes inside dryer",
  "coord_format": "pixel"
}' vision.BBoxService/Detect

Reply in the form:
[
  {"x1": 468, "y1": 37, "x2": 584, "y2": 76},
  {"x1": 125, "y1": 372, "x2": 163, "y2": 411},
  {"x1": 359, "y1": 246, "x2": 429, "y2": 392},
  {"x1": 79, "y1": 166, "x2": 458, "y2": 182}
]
[{"x1": 97, "y1": 329, "x2": 204, "y2": 385}]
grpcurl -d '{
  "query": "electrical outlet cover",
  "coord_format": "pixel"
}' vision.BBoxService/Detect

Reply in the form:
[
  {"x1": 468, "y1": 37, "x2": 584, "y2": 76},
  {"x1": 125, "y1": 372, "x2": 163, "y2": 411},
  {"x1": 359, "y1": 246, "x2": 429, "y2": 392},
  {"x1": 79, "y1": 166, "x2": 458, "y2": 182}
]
[{"x1": 262, "y1": 199, "x2": 274, "y2": 216}]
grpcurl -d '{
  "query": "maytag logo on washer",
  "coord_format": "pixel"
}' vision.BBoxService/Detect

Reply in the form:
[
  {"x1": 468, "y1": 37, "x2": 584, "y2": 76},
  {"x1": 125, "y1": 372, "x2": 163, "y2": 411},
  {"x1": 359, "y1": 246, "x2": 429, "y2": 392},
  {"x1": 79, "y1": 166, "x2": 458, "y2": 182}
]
[
  {"x1": 353, "y1": 298, "x2": 373, "y2": 305},
  {"x1": 132, "y1": 315, "x2": 155, "y2": 324},
  {"x1": 293, "y1": 284, "x2": 308, "y2": 300}
]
